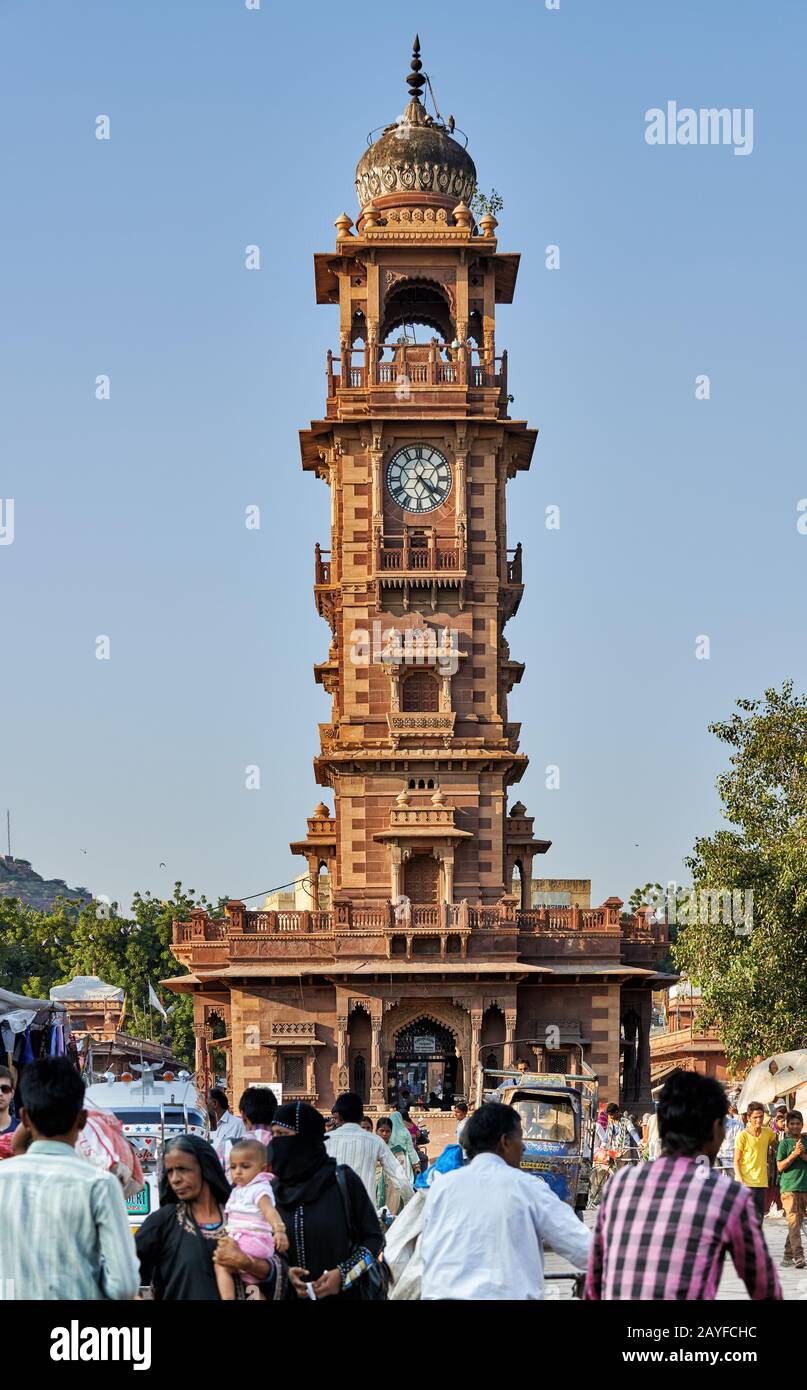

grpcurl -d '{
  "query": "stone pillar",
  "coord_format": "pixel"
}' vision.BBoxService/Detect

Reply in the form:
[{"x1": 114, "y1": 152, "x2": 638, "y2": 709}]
[
  {"x1": 370, "y1": 1009, "x2": 385, "y2": 1105},
  {"x1": 439, "y1": 674, "x2": 449, "y2": 712},
  {"x1": 336, "y1": 1014, "x2": 349, "y2": 1093},
  {"x1": 390, "y1": 845, "x2": 403, "y2": 901},
  {"x1": 638, "y1": 992, "x2": 653, "y2": 1106},
  {"x1": 194, "y1": 1027, "x2": 208, "y2": 1089},
  {"x1": 225, "y1": 900, "x2": 245, "y2": 933},
  {"x1": 470, "y1": 1009, "x2": 483, "y2": 1103},
  {"x1": 455, "y1": 450, "x2": 467, "y2": 531},
  {"x1": 388, "y1": 669, "x2": 402, "y2": 713},
  {"x1": 307, "y1": 855, "x2": 320, "y2": 909},
  {"x1": 370, "y1": 448, "x2": 383, "y2": 530},
  {"x1": 521, "y1": 854, "x2": 534, "y2": 910},
  {"x1": 504, "y1": 1010, "x2": 518, "y2": 1068},
  {"x1": 442, "y1": 847, "x2": 455, "y2": 904}
]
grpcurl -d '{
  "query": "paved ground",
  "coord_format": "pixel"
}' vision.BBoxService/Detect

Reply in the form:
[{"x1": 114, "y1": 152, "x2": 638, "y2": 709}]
[{"x1": 544, "y1": 1209, "x2": 806, "y2": 1300}]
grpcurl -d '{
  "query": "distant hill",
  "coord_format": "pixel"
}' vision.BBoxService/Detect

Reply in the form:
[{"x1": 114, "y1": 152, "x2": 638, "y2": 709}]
[{"x1": 0, "y1": 855, "x2": 92, "y2": 911}]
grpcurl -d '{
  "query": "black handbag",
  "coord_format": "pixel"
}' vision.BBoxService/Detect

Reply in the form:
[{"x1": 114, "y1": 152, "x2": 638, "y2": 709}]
[{"x1": 334, "y1": 1165, "x2": 392, "y2": 1300}]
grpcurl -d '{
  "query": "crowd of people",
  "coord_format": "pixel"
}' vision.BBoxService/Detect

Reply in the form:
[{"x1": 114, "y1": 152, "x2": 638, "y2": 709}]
[{"x1": 0, "y1": 1055, "x2": 801, "y2": 1300}]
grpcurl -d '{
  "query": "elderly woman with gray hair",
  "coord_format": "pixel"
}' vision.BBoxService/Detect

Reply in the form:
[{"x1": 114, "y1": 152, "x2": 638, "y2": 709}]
[{"x1": 136, "y1": 1134, "x2": 286, "y2": 1300}]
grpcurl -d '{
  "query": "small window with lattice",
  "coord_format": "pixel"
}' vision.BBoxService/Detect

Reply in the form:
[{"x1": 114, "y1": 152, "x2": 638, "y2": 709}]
[
  {"x1": 401, "y1": 670, "x2": 439, "y2": 712},
  {"x1": 282, "y1": 1054, "x2": 306, "y2": 1091}
]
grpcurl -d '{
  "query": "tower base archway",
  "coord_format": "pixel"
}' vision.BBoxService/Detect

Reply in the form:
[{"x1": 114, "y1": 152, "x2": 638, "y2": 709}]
[{"x1": 382, "y1": 1001, "x2": 470, "y2": 1108}]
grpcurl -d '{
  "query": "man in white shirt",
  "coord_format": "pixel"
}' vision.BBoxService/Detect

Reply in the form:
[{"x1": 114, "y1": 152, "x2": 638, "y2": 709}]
[
  {"x1": 453, "y1": 1099, "x2": 470, "y2": 1145},
  {"x1": 0, "y1": 1057, "x2": 140, "y2": 1300},
  {"x1": 325, "y1": 1091, "x2": 413, "y2": 1210},
  {"x1": 421, "y1": 1101, "x2": 591, "y2": 1300},
  {"x1": 645, "y1": 1109, "x2": 662, "y2": 1160},
  {"x1": 208, "y1": 1087, "x2": 245, "y2": 1167}
]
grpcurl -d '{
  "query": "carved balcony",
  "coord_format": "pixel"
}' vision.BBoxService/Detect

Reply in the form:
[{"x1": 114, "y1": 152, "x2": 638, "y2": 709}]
[
  {"x1": 326, "y1": 342, "x2": 509, "y2": 421},
  {"x1": 375, "y1": 527, "x2": 466, "y2": 611},
  {"x1": 387, "y1": 711, "x2": 456, "y2": 749},
  {"x1": 517, "y1": 905, "x2": 620, "y2": 936},
  {"x1": 313, "y1": 544, "x2": 338, "y2": 628},
  {"x1": 499, "y1": 545, "x2": 524, "y2": 622}
]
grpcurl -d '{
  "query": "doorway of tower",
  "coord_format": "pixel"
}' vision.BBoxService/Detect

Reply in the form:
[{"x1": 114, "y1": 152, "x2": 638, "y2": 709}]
[
  {"x1": 387, "y1": 1018, "x2": 458, "y2": 1110},
  {"x1": 404, "y1": 853, "x2": 439, "y2": 904}
]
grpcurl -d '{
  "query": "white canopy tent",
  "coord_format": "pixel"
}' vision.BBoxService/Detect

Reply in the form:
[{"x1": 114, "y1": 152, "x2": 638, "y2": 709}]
[
  {"x1": 49, "y1": 975, "x2": 123, "y2": 1004},
  {"x1": 0, "y1": 985, "x2": 66, "y2": 1029}
]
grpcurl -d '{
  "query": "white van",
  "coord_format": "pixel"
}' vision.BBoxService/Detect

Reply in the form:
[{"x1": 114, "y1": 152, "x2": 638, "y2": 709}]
[{"x1": 85, "y1": 1070, "x2": 209, "y2": 1231}]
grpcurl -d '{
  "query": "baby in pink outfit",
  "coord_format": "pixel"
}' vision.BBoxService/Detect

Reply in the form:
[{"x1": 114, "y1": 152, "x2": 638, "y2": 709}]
[{"x1": 215, "y1": 1138, "x2": 287, "y2": 1301}]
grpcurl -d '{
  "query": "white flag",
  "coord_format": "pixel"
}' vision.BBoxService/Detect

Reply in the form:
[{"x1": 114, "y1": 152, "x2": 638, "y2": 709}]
[{"x1": 148, "y1": 982, "x2": 167, "y2": 1019}]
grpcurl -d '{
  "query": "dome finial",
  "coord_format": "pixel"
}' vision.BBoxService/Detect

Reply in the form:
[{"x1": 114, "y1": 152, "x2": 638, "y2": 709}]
[{"x1": 406, "y1": 34, "x2": 425, "y2": 105}]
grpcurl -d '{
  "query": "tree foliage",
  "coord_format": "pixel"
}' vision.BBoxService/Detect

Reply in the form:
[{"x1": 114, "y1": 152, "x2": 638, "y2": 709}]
[
  {"x1": 673, "y1": 682, "x2": 807, "y2": 1064},
  {"x1": 629, "y1": 882, "x2": 664, "y2": 914},
  {"x1": 470, "y1": 188, "x2": 504, "y2": 219},
  {"x1": 0, "y1": 883, "x2": 223, "y2": 1067}
]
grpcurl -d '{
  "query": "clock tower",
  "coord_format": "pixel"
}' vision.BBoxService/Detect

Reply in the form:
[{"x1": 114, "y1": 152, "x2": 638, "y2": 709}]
[
  {"x1": 297, "y1": 35, "x2": 545, "y2": 915},
  {"x1": 169, "y1": 38, "x2": 667, "y2": 1122}
]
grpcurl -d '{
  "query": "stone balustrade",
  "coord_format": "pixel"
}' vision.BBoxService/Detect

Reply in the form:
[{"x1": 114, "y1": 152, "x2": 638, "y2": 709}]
[{"x1": 174, "y1": 897, "x2": 668, "y2": 945}]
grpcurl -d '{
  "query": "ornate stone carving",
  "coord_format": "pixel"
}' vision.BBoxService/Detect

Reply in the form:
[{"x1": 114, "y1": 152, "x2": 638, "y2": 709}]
[
  {"x1": 356, "y1": 162, "x2": 474, "y2": 210},
  {"x1": 348, "y1": 999, "x2": 372, "y2": 1016}
]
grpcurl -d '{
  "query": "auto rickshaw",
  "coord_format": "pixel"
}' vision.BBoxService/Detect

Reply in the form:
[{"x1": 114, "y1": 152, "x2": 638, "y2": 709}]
[{"x1": 483, "y1": 1063, "x2": 599, "y2": 1214}]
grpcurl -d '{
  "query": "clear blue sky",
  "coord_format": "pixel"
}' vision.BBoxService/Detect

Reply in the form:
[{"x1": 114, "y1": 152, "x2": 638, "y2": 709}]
[{"x1": 2, "y1": 0, "x2": 805, "y2": 913}]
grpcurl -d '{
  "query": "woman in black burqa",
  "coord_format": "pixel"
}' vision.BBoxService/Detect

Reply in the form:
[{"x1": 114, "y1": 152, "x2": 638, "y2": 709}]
[{"x1": 270, "y1": 1100, "x2": 383, "y2": 1299}]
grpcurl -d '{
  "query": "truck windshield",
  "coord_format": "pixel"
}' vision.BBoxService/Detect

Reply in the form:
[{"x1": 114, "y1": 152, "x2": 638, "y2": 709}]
[
  {"x1": 114, "y1": 1109, "x2": 207, "y2": 1129},
  {"x1": 514, "y1": 1096, "x2": 576, "y2": 1143}
]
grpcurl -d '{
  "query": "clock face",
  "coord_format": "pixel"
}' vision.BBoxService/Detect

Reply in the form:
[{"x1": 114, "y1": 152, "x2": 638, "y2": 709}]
[{"x1": 386, "y1": 445, "x2": 452, "y2": 514}]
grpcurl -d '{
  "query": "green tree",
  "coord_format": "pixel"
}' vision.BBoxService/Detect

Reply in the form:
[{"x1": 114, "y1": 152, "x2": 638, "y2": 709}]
[
  {"x1": 628, "y1": 882, "x2": 664, "y2": 914},
  {"x1": 673, "y1": 682, "x2": 807, "y2": 1064},
  {"x1": 470, "y1": 188, "x2": 504, "y2": 219},
  {"x1": 0, "y1": 882, "x2": 222, "y2": 1067},
  {"x1": 0, "y1": 896, "x2": 78, "y2": 998}
]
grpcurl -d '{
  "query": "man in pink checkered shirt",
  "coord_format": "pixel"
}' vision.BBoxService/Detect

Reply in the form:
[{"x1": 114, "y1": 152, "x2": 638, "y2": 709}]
[{"x1": 586, "y1": 1069, "x2": 781, "y2": 1301}]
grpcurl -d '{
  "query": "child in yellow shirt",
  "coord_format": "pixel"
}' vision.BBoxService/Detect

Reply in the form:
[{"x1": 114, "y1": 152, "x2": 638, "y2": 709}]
[{"x1": 734, "y1": 1102, "x2": 776, "y2": 1222}]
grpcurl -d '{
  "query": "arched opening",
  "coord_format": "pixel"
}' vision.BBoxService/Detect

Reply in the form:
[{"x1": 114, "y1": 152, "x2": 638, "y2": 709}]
[
  {"x1": 481, "y1": 1005, "x2": 506, "y2": 1087},
  {"x1": 347, "y1": 1006, "x2": 370, "y2": 1104},
  {"x1": 402, "y1": 670, "x2": 439, "y2": 712},
  {"x1": 208, "y1": 1011, "x2": 229, "y2": 1088},
  {"x1": 380, "y1": 278, "x2": 455, "y2": 346},
  {"x1": 388, "y1": 1016, "x2": 458, "y2": 1109},
  {"x1": 404, "y1": 853, "x2": 440, "y2": 904},
  {"x1": 350, "y1": 309, "x2": 366, "y2": 348},
  {"x1": 316, "y1": 861, "x2": 331, "y2": 911},
  {"x1": 511, "y1": 858, "x2": 525, "y2": 910}
]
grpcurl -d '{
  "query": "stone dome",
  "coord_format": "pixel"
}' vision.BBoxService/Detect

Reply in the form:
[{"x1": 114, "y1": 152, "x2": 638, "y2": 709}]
[{"x1": 355, "y1": 36, "x2": 476, "y2": 212}]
